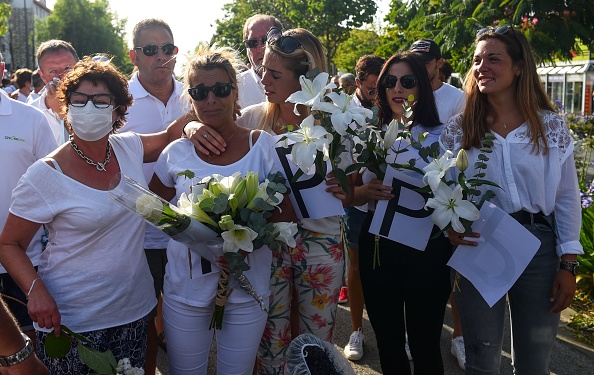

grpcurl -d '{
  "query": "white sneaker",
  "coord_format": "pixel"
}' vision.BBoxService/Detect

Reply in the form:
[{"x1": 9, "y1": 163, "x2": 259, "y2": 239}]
[
  {"x1": 405, "y1": 334, "x2": 412, "y2": 360},
  {"x1": 344, "y1": 328, "x2": 364, "y2": 361},
  {"x1": 451, "y1": 336, "x2": 466, "y2": 370}
]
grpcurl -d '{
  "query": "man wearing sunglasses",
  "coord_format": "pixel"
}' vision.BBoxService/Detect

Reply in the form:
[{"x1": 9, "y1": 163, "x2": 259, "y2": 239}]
[
  {"x1": 237, "y1": 14, "x2": 282, "y2": 109},
  {"x1": 123, "y1": 18, "x2": 185, "y2": 375},
  {"x1": 411, "y1": 37, "x2": 467, "y2": 371},
  {"x1": 28, "y1": 39, "x2": 79, "y2": 145}
]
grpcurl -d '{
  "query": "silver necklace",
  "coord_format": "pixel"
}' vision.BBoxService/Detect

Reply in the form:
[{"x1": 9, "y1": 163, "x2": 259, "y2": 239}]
[{"x1": 69, "y1": 137, "x2": 111, "y2": 171}]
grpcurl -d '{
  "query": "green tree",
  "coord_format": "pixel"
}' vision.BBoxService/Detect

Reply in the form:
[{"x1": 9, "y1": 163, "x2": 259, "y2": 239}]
[
  {"x1": 36, "y1": 0, "x2": 132, "y2": 74},
  {"x1": 334, "y1": 29, "x2": 381, "y2": 73},
  {"x1": 383, "y1": 0, "x2": 594, "y2": 75},
  {"x1": 212, "y1": 0, "x2": 377, "y2": 71},
  {"x1": 0, "y1": 1, "x2": 11, "y2": 37}
]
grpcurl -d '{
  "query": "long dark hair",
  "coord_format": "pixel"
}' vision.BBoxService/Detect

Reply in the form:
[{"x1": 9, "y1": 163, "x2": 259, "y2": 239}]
[{"x1": 376, "y1": 52, "x2": 441, "y2": 128}]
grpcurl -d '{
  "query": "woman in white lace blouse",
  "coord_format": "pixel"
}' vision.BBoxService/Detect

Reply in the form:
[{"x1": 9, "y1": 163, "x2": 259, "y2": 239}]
[{"x1": 440, "y1": 26, "x2": 582, "y2": 374}]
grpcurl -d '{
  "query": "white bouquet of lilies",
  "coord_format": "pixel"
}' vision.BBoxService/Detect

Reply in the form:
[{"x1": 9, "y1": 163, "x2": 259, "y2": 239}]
[
  {"x1": 282, "y1": 70, "x2": 374, "y2": 193},
  {"x1": 422, "y1": 133, "x2": 500, "y2": 235},
  {"x1": 177, "y1": 170, "x2": 296, "y2": 329}
]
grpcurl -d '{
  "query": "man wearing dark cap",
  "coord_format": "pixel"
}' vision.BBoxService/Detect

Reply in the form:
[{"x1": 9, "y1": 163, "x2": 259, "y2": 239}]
[
  {"x1": 411, "y1": 38, "x2": 467, "y2": 371},
  {"x1": 411, "y1": 39, "x2": 465, "y2": 126}
]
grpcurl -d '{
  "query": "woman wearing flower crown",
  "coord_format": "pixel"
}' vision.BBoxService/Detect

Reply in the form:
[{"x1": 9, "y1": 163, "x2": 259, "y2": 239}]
[
  {"x1": 342, "y1": 52, "x2": 453, "y2": 374},
  {"x1": 441, "y1": 26, "x2": 582, "y2": 374},
  {"x1": 148, "y1": 44, "x2": 282, "y2": 375},
  {"x1": 0, "y1": 57, "x2": 203, "y2": 374}
]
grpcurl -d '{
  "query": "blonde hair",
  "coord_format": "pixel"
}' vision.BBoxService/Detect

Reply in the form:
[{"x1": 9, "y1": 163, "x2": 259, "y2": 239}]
[
  {"x1": 182, "y1": 43, "x2": 246, "y2": 110},
  {"x1": 461, "y1": 27, "x2": 554, "y2": 154},
  {"x1": 258, "y1": 28, "x2": 327, "y2": 133}
]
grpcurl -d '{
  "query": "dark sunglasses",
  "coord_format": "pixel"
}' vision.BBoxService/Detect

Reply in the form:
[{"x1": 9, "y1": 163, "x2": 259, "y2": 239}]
[
  {"x1": 476, "y1": 25, "x2": 512, "y2": 37},
  {"x1": 188, "y1": 82, "x2": 235, "y2": 101},
  {"x1": 266, "y1": 27, "x2": 301, "y2": 54},
  {"x1": 134, "y1": 43, "x2": 176, "y2": 56},
  {"x1": 382, "y1": 74, "x2": 418, "y2": 90},
  {"x1": 244, "y1": 37, "x2": 267, "y2": 49}
]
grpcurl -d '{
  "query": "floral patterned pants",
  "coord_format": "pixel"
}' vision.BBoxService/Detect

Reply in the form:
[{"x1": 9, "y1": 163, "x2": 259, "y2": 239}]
[{"x1": 256, "y1": 229, "x2": 345, "y2": 374}]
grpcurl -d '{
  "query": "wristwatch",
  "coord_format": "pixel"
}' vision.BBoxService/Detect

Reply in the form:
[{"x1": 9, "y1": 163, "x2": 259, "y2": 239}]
[
  {"x1": 0, "y1": 333, "x2": 34, "y2": 367},
  {"x1": 559, "y1": 260, "x2": 580, "y2": 276}
]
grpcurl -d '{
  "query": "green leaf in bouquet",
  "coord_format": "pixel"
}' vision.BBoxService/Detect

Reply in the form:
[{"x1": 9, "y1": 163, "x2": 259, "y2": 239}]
[
  {"x1": 478, "y1": 154, "x2": 489, "y2": 161},
  {"x1": 474, "y1": 161, "x2": 488, "y2": 169},
  {"x1": 333, "y1": 167, "x2": 350, "y2": 196},
  {"x1": 466, "y1": 179, "x2": 501, "y2": 189},
  {"x1": 480, "y1": 147, "x2": 493, "y2": 153},
  {"x1": 77, "y1": 344, "x2": 117, "y2": 375},
  {"x1": 44, "y1": 332, "x2": 71, "y2": 358},
  {"x1": 477, "y1": 189, "x2": 496, "y2": 208},
  {"x1": 475, "y1": 172, "x2": 486, "y2": 178},
  {"x1": 177, "y1": 170, "x2": 196, "y2": 180},
  {"x1": 224, "y1": 252, "x2": 251, "y2": 278},
  {"x1": 212, "y1": 193, "x2": 230, "y2": 214}
]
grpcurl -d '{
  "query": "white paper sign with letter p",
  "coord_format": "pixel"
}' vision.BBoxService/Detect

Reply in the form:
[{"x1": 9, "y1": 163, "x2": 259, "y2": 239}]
[
  {"x1": 447, "y1": 203, "x2": 541, "y2": 307},
  {"x1": 271, "y1": 135, "x2": 344, "y2": 220},
  {"x1": 369, "y1": 167, "x2": 434, "y2": 251}
]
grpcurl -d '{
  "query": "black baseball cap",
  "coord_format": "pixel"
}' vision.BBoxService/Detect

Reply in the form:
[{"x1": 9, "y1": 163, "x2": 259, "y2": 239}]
[{"x1": 410, "y1": 39, "x2": 441, "y2": 61}]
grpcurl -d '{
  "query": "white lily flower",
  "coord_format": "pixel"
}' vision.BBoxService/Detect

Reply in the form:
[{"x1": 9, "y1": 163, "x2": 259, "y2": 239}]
[
  {"x1": 285, "y1": 115, "x2": 332, "y2": 173},
  {"x1": 286, "y1": 72, "x2": 335, "y2": 115},
  {"x1": 425, "y1": 182, "x2": 480, "y2": 233},
  {"x1": 422, "y1": 150, "x2": 456, "y2": 191},
  {"x1": 313, "y1": 91, "x2": 373, "y2": 135},
  {"x1": 221, "y1": 224, "x2": 258, "y2": 253},
  {"x1": 273, "y1": 222, "x2": 298, "y2": 247},
  {"x1": 214, "y1": 171, "x2": 243, "y2": 195},
  {"x1": 178, "y1": 193, "x2": 218, "y2": 227},
  {"x1": 383, "y1": 119, "x2": 400, "y2": 149},
  {"x1": 135, "y1": 194, "x2": 163, "y2": 222}
]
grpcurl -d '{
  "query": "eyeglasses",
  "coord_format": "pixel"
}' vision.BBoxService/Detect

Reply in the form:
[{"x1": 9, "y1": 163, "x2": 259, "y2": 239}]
[
  {"x1": 266, "y1": 27, "x2": 301, "y2": 54},
  {"x1": 134, "y1": 43, "x2": 176, "y2": 56},
  {"x1": 68, "y1": 92, "x2": 114, "y2": 108},
  {"x1": 476, "y1": 25, "x2": 512, "y2": 37},
  {"x1": 188, "y1": 82, "x2": 235, "y2": 101},
  {"x1": 382, "y1": 74, "x2": 418, "y2": 90},
  {"x1": 244, "y1": 37, "x2": 267, "y2": 49}
]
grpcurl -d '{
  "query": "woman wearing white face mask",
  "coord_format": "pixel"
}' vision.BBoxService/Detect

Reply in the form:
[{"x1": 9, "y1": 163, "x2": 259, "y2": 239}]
[{"x1": 0, "y1": 56, "x2": 199, "y2": 374}]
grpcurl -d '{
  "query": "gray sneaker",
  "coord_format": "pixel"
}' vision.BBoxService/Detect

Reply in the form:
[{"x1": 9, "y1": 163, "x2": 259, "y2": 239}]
[{"x1": 344, "y1": 328, "x2": 364, "y2": 361}]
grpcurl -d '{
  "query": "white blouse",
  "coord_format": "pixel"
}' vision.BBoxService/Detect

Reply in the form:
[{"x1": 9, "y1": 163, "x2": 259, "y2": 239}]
[{"x1": 440, "y1": 111, "x2": 583, "y2": 257}]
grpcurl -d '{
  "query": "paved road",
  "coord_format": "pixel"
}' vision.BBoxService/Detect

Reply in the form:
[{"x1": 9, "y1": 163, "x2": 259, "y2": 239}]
[{"x1": 155, "y1": 302, "x2": 594, "y2": 374}]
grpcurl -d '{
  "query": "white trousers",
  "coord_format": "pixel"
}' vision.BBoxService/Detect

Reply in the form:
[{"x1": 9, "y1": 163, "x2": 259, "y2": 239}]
[{"x1": 163, "y1": 296, "x2": 268, "y2": 375}]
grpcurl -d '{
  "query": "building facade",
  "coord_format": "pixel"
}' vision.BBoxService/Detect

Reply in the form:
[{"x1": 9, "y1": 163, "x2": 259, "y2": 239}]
[{"x1": 1, "y1": 0, "x2": 51, "y2": 73}]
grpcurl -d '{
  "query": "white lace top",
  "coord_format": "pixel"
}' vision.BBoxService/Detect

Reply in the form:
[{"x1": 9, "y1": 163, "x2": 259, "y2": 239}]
[{"x1": 440, "y1": 110, "x2": 582, "y2": 257}]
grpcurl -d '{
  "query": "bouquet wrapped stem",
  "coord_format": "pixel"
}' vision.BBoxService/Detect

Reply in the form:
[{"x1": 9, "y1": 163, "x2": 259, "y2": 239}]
[{"x1": 210, "y1": 268, "x2": 230, "y2": 330}]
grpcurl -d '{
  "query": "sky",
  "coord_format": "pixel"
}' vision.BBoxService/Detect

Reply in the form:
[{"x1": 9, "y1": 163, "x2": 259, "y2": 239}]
[{"x1": 44, "y1": 0, "x2": 392, "y2": 75}]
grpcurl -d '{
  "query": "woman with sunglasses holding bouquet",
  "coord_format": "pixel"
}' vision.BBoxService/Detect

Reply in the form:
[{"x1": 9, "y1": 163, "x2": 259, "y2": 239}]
[
  {"x1": 185, "y1": 28, "x2": 349, "y2": 374},
  {"x1": 148, "y1": 44, "x2": 283, "y2": 375},
  {"x1": 345, "y1": 52, "x2": 452, "y2": 374},
  {"x1": 441, "y1": 26, "x2": 582, "y2": 374}
]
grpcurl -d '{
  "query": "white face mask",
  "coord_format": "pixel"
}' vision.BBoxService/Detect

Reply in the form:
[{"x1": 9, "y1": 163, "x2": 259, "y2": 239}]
[{"x1": 67, "y1": 103, "x2": 115, "y2": 141}]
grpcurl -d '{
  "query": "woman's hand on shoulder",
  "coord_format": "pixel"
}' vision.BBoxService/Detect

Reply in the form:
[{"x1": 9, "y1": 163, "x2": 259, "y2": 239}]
[{"x1": 185, "y1": 121, "x2": 226, "y2": 156}]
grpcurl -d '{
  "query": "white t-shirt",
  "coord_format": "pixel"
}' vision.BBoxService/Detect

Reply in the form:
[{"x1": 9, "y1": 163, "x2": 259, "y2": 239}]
[
  {"x1": 0, "y1": 92, "x2": 57, "y2": 273},
  {"x1": 441, "y1": 111, "x2": 582, "y2": 257},
  {"x1": 153, "y1": 132, "x2": 276, "y2": 307},
  {"x1": 10, "y1": 132, "x2": 156, "y2": 332},
  {"x1": 122, "y1": 72, "x2": 186, "y2": 249},
  {"x1": 238, "y1": 103, "x2": 346, "y2": 236},
  {"x1": 237, "y1": 68, "x2": 266, "y2": 110},
  {"x1": 434, "y1": 83, "x2": 466, "y2": 125},
  {"x1": 16, "y1": 92, "x2": 28, "y2": 103},
  {"x1": 28, "y1": 93, "x2": 68, "y2": 145}
]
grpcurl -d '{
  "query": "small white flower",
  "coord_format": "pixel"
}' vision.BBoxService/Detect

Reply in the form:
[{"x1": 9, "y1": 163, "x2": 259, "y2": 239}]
[
  {"x1": 221, "y1": 224, "x2": 258, "y2": 253},
  {"x1": 135, "y1": 194, "x2": 163, "y2": 222},
  {"x1": 246, "y1": 180, "x2": 284, "y2": 211},
  {"x1": 286, "y1": 72, "x2": 335, "y2": 114},
  {"x1": 383, "y1": 119, "x2": 400, "y2": 149},
  {"x1": 178, "y1": 193, "x2": 218, "y2": 227},
  {"x1": 285, "y1": 115, "x2": 332, "y2": 173},
  {"x1": 273, "y1": 222, "x2": 298, "y2": 247},
  {"x1": 425, "y1": 182, "x2": 480, "y2": 233},
  {"x1": 422, "y1": 150, "x2": 456, "y2": 191}
]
